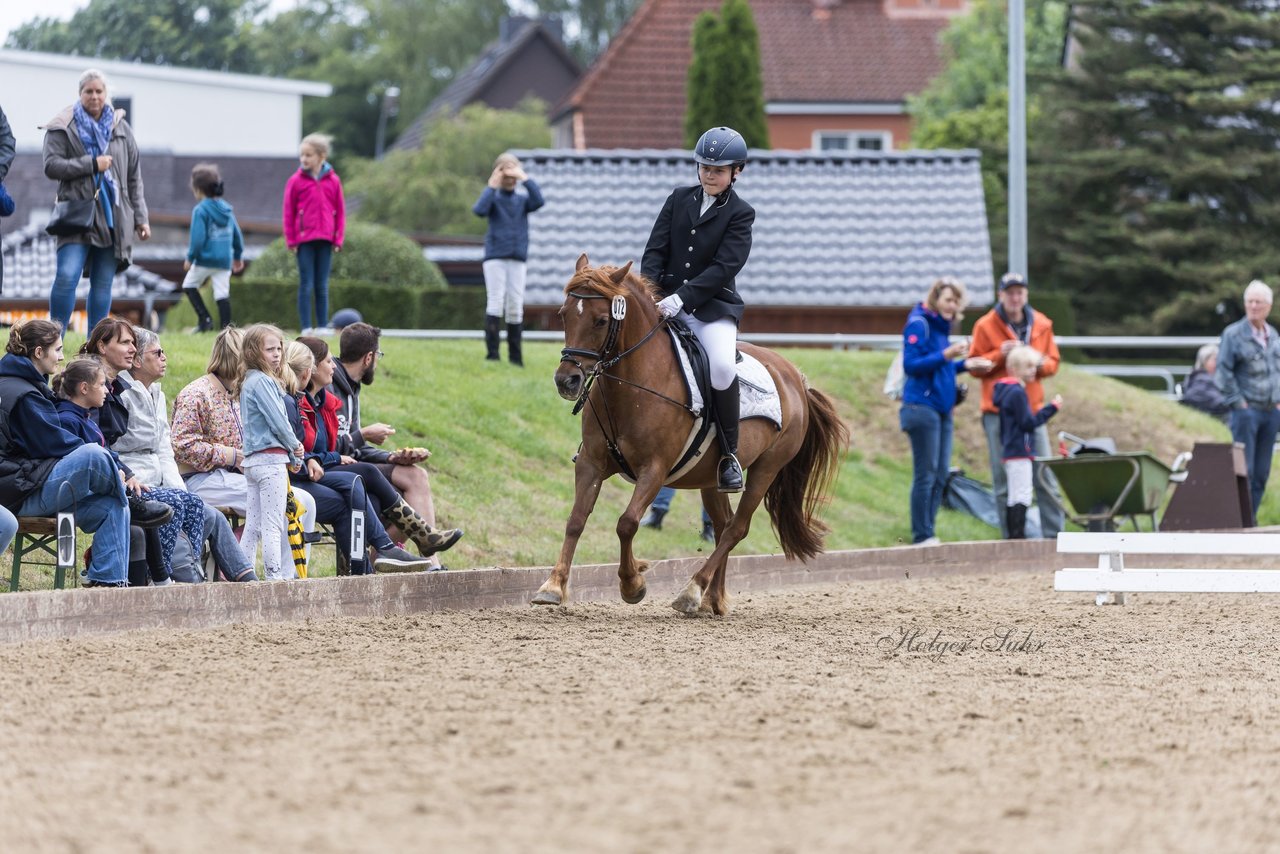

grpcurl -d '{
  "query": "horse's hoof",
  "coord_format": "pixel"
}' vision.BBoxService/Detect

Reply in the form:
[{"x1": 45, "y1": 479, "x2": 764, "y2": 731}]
[
  {"x1": 531, "y1": 589, "x2": 563, "y2": 606},
  {"x1": 670, "y1": 580, "x2": 703, "y2": 614},
  {"x1": 621, "y1": 583, "x2": 647, "y2": 605}
]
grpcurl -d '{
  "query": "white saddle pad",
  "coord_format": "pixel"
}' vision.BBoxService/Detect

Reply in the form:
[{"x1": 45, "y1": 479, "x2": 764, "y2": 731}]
[{"x1": 670, "y1": 331, "x2": 782, "y2": 428}]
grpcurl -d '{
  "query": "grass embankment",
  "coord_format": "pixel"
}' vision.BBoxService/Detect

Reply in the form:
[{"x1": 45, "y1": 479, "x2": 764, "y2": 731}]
[{"x1": 26, "y1": 331, "x2": 1255, "y2": 587}]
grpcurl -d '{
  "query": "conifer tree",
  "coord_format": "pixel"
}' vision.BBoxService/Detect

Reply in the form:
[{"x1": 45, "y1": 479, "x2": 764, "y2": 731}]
[
  {"x1": 683, "y1": 0, "x2": 769, "y2": 149},
  {"x1": 1030, "y1": 0, "x2": 1280, "y2": 333}
]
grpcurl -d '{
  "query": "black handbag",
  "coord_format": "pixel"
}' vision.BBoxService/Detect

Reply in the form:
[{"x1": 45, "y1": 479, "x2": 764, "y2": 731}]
[{"x1": 46, "y1": 175, "x2": 101, "y2": 237}]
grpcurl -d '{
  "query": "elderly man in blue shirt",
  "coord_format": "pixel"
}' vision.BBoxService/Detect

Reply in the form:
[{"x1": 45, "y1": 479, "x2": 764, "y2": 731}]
[{"x1": 1215, "y1": 279, "x2": 1280, "y2": 523}]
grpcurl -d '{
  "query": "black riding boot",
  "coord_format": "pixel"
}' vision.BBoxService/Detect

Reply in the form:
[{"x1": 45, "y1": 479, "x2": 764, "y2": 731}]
[
  {"x1": 713, "y1": 379, "x2": 743, "y2": 493},
  {"x1": 484, "y1": 315, "x2": 502, "y2": 361},
  {"x1": 1006, "y1": 503, "x2": 1028, "y2": 540},
  {"x1": 216, "y1": 298, "x2": 233, "y2": 330},
  {"x1": 186, "y1": 289, "x2": 213, "y2": 332},
  {"x1": 507, "y1": 322, "x2": 524, "y2": 366}
]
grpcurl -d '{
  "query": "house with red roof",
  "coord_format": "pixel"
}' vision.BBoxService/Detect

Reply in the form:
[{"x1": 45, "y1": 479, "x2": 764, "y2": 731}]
[{"x1": 552, "y1": 0, "x2": 967, "y2": 152}]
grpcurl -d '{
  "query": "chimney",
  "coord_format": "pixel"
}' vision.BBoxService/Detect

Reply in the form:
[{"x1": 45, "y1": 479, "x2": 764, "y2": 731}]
[
  {"x1": 811, "y1": 0, "x2": 840, "y2": 20},
  {"x1": 499, "y1": 15, "x2": 532, "y2": 44}
]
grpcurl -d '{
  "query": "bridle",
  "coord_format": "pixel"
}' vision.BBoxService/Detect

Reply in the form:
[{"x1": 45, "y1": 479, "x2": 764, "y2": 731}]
[{"x1": 559, "y1": 287, "x2": 697, "y2": 478}]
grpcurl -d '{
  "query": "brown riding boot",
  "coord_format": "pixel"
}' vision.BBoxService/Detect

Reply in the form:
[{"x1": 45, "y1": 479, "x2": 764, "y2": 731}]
[{"x1": 381, "y1": 499, "x2": 464, "y2": 557}]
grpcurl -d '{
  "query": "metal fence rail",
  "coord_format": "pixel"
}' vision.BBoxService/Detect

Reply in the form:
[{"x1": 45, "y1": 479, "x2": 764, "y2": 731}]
[
  {"x1": 373, "y1": 328, "x2": 1219, "y2": 353},
  {"x1": 360, "y1": 329, "x2": 1219, "y2": 398}
]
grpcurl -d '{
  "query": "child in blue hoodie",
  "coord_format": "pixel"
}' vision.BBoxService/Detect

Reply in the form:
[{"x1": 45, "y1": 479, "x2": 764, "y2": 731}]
[
  {"x1": 992, "y1": 344, "x2": 1064, "y2": 540},
  {"x1": 182, "y1": 163, "x2": 244, "y2": 332}
]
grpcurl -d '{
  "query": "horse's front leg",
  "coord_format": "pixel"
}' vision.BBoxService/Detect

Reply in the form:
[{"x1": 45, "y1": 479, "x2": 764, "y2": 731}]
[
  {"x1": 615, "y1": 471, "x2": 668, "y2": 605},
  {"x1": 532, "y1": 460, "x2": 609, "y2": 606}
]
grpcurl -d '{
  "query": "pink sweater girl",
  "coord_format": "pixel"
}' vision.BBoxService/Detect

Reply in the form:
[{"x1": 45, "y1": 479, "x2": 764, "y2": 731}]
[{"x1": 282, "y1": 132, "x2": 345, "y2": 331}]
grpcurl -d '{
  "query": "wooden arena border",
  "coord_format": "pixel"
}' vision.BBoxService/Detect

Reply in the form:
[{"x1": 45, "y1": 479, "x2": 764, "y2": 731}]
[{"x1": 0, "y1": 540, "x2": 1062, "y2": 644}]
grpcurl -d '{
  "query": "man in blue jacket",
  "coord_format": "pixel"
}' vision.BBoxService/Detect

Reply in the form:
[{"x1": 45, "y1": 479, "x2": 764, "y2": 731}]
[
  {"x1": 1215, "y1": 279, "x2": 1280, "y2": 523},
  {"x1": 474, "y1": 153, "x2": 544, "y2": 366}
]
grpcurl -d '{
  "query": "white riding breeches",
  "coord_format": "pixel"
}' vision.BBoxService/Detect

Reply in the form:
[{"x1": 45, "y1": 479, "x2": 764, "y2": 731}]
[
  {"x1": 483, "y1": 259, "x2": 527, "y2": 323},
  {"x1": 680, "y1": 313, "x2": 738, "y2": 390}
]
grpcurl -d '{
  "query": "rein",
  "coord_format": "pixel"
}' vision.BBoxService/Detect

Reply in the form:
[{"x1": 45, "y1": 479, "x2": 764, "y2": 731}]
[{"x1": 560, "y1": 287, "x2": 696, "y2": 479}]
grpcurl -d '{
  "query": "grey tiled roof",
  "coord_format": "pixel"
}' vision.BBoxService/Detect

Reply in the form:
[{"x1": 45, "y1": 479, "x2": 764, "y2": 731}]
[
  {"x1": 510, "y1": 148, "x2": 995, "y2": 308},
  {"x1": 2, "y1": 223, "x2": 178, "y2": 300}
]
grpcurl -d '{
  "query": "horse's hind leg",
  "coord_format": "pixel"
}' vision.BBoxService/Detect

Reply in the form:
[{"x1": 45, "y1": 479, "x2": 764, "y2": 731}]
[
  {"x1": 674, "y1": 467, "x2": 779, "y2": 616},
  {"x1": 532, "y1": 460, "x2": 608, "y2": 606}
]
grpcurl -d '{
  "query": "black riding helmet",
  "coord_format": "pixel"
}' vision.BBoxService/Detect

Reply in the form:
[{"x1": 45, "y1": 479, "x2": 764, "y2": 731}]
[{"x1": 694, "y1": 127, "x2": 748, "y2": 170}]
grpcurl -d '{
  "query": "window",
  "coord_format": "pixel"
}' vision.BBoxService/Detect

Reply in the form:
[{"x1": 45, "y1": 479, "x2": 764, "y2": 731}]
[
  {"x1": 114, "y1": 96, "x2": 134, "y2": 128},
  {"x1": 813, "y1": 130, "x2": 892, "y2": 152}
]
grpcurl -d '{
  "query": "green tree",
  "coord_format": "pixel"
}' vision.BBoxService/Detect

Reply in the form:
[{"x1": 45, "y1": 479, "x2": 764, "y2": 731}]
[
  {"x1": 6, "y1": 0, "x2": 266, "y2": 70},
  {"x1": 908, "y1": 0, "x2": 1069, "y2": 275},
  {"x1": 1029, "y1": 0, "x2": 1280, "y2": 334},
  {"x1": 682, "y1": 0, "x2": 768, "y2": 149},
  {"x1": 345, "y1": 100, "x2": 551, "y2": 235}
]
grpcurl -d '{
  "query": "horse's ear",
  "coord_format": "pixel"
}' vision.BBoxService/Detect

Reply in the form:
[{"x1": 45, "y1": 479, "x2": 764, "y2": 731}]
[
  {"x1": 576, "y1": 253, "x2": 590, "y2": 272},
  {"x1": 608, "y1": 261, "x2": 633, "y2": 285}
]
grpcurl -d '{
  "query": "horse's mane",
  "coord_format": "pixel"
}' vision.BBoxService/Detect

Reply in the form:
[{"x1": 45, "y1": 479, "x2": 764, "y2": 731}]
[{"x1": 563, "y1": 264, "x2": 661, "y2": 303}]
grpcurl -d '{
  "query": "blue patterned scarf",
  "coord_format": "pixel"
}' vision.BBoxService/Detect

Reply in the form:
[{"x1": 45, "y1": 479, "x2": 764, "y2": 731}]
[{"x1": 72, "y1": 101, "x2": 117, "y2": 199}]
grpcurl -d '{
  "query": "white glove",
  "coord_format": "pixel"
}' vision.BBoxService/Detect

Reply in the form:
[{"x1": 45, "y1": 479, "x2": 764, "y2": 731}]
[{"x1": 656, "y1": 294, "x2": 684, "y2": 318}]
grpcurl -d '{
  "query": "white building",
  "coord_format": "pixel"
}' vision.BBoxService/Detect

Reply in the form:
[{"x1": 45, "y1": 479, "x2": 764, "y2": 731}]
[{"x1": 0, "y1": 49, "x2": 331, "y2": 157}]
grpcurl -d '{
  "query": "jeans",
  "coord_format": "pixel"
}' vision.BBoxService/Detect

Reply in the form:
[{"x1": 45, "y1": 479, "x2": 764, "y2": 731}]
[
  {"x1": 295, "y1": 473, "x2": 395, "y2": 555},
  {"x1": 649, "y1": 485, "x2": 712, "y2": 523},
  {"x1": 18, "y1": 445, "x2": 129, "y2": 583},
  {"x1": 296, "y1": 240, "x2": 333, "y2": 329},
  {"x1": 169, "y1": 503, "x2": 255, "y2": 582},
  {"x1": 1229, "y1": 406, "x2": 1280, "y2": 522},
  {"x1": 0, "y1": 504, "x2": 17, "y2": 556},
  {"x1": 51, "y1": 242, "x2": 117, "y2": 331},
  {"x1": 900, "y1": 404, "x2": 952, "y2": 543},
  {"x1": 981, "y1": 413, "x2": 1065, "y2": 538}
]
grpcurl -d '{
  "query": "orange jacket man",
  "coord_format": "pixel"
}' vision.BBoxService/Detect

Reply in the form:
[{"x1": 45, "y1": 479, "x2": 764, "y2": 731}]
[{"x1": 969, "y1": 272, "x2": 1064, "y2": 537}]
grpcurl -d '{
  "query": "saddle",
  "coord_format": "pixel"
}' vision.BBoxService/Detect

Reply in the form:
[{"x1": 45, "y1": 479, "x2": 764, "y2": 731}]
[{"x1": 657, "y1": 319, "x2": 779, "y2": 485}]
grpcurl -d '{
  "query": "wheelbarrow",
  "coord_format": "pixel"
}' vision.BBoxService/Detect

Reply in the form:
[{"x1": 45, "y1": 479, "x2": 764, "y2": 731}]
[{"x1": 1035, "y1": 432, "x2": 1185, "y2": 532}]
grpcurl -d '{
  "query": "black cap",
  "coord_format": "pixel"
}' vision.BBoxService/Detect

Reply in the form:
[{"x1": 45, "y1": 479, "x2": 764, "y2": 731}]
[{"x1": 999, "y1": 272, "x2": 1028, "y2": 291}]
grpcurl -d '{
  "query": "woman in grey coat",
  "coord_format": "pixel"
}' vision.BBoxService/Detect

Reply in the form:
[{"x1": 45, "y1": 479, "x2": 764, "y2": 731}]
[{"x1": 41, "y1": 68, "x2": 149, "y2": 331}]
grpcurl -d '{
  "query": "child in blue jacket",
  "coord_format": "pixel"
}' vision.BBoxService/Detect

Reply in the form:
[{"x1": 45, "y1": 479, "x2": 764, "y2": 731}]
[
  {"x1": 992, "y1": 344, "x2": 1063, "y2": 539},
  {"x1": 473, "y1": 153, "x2": 544, "y2": 366},
  {"x1": 181, "y1": 163, "x2": 244, "y2": 332}
]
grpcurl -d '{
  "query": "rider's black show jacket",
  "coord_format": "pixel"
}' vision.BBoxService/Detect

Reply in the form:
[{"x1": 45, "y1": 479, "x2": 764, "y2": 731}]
[{"x1": 641, "y1": 184, "x2": 754, "y2": 325}]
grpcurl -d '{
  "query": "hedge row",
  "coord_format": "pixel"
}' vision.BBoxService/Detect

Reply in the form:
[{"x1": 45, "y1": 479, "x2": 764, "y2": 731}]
[{"x1": 189, "y1": 278, "x2": 488, "y2": 330}]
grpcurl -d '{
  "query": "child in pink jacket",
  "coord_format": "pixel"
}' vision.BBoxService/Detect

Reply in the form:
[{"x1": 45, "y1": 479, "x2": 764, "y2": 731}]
[{"x1": 282, "y1": 133, "x2": 345, "y2": 331}]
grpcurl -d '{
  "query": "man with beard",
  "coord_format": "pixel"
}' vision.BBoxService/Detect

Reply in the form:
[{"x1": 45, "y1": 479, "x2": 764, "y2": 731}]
[{"x1": 327, "y1": 322, "x2": 460, "y2": 562}]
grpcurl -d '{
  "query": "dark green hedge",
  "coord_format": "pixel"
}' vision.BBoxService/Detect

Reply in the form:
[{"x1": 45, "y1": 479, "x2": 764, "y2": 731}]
[
  {"x1": 250, "y1": 221, "x2": 447, "y2": 290},
  {"x1": 161, "y1": 279, "x2": 487, "y2": 331}
]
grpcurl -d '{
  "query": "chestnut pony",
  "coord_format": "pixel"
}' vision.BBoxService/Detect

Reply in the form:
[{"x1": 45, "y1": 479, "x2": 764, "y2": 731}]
[{"x1": 534, "y1": 255, "x2": 849, "y2": 616}]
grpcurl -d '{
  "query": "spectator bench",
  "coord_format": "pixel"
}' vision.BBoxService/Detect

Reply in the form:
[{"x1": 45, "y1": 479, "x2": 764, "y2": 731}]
[
  {"x1": 9, "y1": 516, "x2": 74, "y2": 591},
  {"x1": 1055, "y1": 531, "x2": 1280, "y2": 605}
]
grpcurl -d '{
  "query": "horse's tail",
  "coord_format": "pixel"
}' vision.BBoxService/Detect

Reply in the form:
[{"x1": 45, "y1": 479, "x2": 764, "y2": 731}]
[{"x1": 765, "y1": 385, "x2": 849, "y2": 562}]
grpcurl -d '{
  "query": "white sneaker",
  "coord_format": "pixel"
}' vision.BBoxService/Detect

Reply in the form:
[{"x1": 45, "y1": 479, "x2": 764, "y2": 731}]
[
  {"x1": 152, "y1": 577, "x2": 174, "y2": 587},
  {"x1": 265, "y1": 568, "x2": 286, "y2": 582},
  {"x1": 916, "y1": 537, "x2": 941, "y2": 546}
]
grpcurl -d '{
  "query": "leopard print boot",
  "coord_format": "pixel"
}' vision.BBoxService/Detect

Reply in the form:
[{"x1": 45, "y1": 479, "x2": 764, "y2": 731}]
[{"x1": 381, "y1": 499, "x2": 464, "y2": 557}]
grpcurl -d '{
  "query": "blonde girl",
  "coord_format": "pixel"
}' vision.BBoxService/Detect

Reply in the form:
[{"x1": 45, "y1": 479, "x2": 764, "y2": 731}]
[{"x1": 238, "y1": 324, "x2": 303, "y2": 580}]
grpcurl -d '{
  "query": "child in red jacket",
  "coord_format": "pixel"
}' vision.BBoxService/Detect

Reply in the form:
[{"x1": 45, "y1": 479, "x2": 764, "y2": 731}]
[{"x1": 282, "y1": 133, "x2": 345, "y2": 331}]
